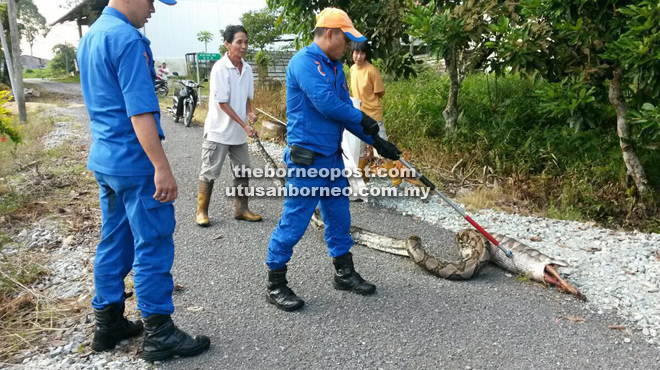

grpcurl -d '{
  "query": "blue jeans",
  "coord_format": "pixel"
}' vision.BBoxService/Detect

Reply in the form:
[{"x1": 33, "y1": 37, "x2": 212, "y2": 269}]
[
  {"x1": 92, "y1": 172, "x2": 175, "y2": 317},
  {"x1": 266, "y1": 148, "x2": 353, "y2": 270}
]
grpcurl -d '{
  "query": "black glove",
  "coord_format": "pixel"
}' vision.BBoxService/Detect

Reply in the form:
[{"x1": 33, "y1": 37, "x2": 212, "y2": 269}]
[
  {"x1": 360, "y1": 112, "x2": 379, "y2": 136},
  {"x1": 372, "y1": 136, "x2": 401, "y2": 160}
]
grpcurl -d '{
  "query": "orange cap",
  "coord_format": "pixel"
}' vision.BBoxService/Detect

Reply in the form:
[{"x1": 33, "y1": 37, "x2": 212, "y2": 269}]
[{"x1": 315, "y1": 8, "x2": 367, "y2": 42}]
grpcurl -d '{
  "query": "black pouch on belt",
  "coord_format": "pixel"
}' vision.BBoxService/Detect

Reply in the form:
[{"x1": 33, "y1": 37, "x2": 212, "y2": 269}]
[{"x1": 290, "y1": 145, "x2": 316, "y2": 166}]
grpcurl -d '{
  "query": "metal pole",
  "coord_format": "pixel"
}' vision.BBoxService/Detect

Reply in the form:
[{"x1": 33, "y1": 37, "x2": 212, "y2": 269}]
[{"x1": 196, "y1": 53, "x2": 201, "y2": 105}]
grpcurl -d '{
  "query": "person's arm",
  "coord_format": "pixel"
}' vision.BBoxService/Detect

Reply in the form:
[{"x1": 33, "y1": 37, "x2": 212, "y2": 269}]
[
  {"x1": 294, "y1": 58, "x2": 373, "y2": 144},
  {"x1": 372, "y1": 67, "x2": 385, "y2": 98},
  {"x1": 132, "y1": 113, "x2": 177, "y2": 202},
  {"x1": 116, "y1": 39, "x2": 177, "y2": 202},
  {"x1": 246, "y1": 98, "x2": 258, "y2": 125},
  {"x1": 219, "y1": 102, "x2": 257, "y2": 137}
]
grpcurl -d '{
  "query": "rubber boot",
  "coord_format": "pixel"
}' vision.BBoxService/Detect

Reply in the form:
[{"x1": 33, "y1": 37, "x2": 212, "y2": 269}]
[
  {"x1": 266, "y1": 266, "x2": 304, "y2": 312},
  {"x1": 357, "y1": 158, "x2": 370, "y2": 183},
  {"x1": 382, "y1": 161, "x2": 402, "y2": 187},
  {"x1": 91, "y1": 297, "x2": 143, "y2": 352},
  {"x1": 332, "y1": 252, "x2": 376, "y2": 295},
  {"x1": 195, "y1": 180, "x2": 213, "y2": 227},
  {"x1": 233, "y1": 179, "x2": 262, "y2": 222},
  {"x1": 142, "y1": 314, "x2": 211, "y2": 362}
]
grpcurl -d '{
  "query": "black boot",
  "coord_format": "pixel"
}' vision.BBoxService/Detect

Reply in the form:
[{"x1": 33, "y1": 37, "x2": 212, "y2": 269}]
[
  {"x1": 332, "y1": 252, "x2": 376, "y2": 295},
  {"x1": 91, "y1": 298, "x2": 143, "y2": 352},
  {"x1": 266, "y1": 266, "x2": 304, "y2": 312},
  {"x1": 142, "y1": 314, "x2": 211, "y2": 362}
]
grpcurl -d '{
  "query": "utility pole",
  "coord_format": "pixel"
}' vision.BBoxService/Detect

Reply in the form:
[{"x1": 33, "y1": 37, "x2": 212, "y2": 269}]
[
  {"x1": 0, "y1": 14, "x2": 16, "y2": 98},
  {"x1": 5, "y1": 0, "x2": 27, "y2": 123}
]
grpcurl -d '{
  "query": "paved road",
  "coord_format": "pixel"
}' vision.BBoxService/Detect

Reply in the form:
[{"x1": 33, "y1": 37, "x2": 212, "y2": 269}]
[
  {"x1": 30, "y1": 81, "x2": 660, "y2": 369},
  {"x1": 158, "y1": 114, "x2": 660, "y2": 369}
]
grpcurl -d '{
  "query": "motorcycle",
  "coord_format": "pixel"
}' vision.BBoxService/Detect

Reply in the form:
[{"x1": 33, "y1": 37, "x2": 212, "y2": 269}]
[
  {"x1": 155, "y1": 79, "x2": 169, "y2": 98},
  {"x1": 166, "y1": 72, "x2": 204, "y2": 127}
]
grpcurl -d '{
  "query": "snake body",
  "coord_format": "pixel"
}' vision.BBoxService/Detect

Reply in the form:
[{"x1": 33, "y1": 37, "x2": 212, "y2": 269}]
[
  {"x1": 350, "y1": 228, "x2": 570, "y2": 284},
  {"x1": 405, "y1": 230, "x2": 491, "y2": 280}
]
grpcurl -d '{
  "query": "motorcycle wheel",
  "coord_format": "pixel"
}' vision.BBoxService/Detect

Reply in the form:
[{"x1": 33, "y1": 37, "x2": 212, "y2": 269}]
[
  {"x1": 184, "y1": 99, "x2": 194, "y2": 127},
  {"x1": 156, "y1": 85, "x2": 169, "y2": 98}
]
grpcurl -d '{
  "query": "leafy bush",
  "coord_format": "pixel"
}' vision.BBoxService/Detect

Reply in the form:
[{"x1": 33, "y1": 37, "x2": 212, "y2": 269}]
[
  {"x1": 630, "y1": 103, "x2": 660, "y2": 144},
  {"x1": 0, "y1": 91, "x2": 21, "y2": 144},
  {"x1": 382, "y1": 70, "x2": 659, "y2": 226},
  {"x1": 534, "y1": 76, "x2": 612, "y2": 132},
  {"x1": 255, "y1": 50, "x2": 271, "y2": 80}
]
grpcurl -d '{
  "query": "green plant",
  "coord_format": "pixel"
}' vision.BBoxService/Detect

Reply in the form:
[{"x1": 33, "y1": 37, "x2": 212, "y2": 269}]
[
  {"x1": 267, "y1": 0, "x2": 416, "y2": 77},
  {"x1": 0, "y1": 91, "x2": 20, "y2": 144},
  {"x1": 197, "y1": 30, "x2": 214, "y2": 53},
  {"x1": 50, "y1": 43, "x2": 77, "y2": 74},
  {"x1": 630, "y1": 103, "x2": 660, "y2": 144},
  {"x1": 535, "y1": 76, "x2": 598, "y2": 132},
  {"x1": 255, "y1": 50, "x2": 271, "y2": 80},
  {"x1": 240, "y1": 7, "x2": 284, "y2": 50}
]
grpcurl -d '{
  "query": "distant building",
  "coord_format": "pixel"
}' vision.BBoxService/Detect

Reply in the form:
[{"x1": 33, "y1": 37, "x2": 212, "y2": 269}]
[{"x1": 21, "y1": 55, "x2": 49, "y2": 70}]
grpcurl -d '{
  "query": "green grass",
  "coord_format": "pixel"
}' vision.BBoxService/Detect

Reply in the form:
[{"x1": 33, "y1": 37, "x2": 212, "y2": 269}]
[
  {"x1": 53, "y1": 75, "x2": 81, "y2": 84},
  {"x1": 377, "y1": 70, "x2": 660, "y2": 229},
  {"x1": 22, "y1": 68, "x2": 80, "y2": 83}
]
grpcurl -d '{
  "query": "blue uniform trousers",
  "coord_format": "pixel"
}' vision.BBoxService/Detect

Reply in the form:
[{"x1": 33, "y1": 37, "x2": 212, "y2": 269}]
[
  {"x1": 267, "y1": 148, "x2": 353, "y2": 270},
  {"x1": 92, "y1": 172, "x2": 175, "y2": 317}
]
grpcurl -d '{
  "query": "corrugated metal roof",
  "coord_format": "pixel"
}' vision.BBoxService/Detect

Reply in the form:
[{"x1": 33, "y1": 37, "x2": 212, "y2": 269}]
[{"x1": 51, "y1": 0, "x2": 107, "y2": 26}]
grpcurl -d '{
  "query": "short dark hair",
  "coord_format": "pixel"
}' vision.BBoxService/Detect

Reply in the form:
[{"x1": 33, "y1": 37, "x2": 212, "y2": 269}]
[
  {"x1": 351, "y1": 42, "x2": 370, "y2": 61},
  {"x1": 313, "y1": 27, "x2": 340, "y2": 38},
  {"x1": 223, "y1": 25, "x2": 248, "y2": 44}
]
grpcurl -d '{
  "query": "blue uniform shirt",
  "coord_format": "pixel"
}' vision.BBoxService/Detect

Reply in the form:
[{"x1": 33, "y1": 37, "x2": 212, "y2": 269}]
[
  {"x1": 78, "y1": 7, "x2": 164, "y2": 176},
  {"x1": 286, "y1": 42, "x2": 374, "y2": 157}
]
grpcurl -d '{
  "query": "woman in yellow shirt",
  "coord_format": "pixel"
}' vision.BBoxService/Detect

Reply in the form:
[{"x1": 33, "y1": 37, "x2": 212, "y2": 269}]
[{"x1": 349, "y1": 42, "x2": 401, "y2": 186}]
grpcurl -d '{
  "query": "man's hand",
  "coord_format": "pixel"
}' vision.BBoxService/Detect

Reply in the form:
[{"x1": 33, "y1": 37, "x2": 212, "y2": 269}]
[
  {"x1": 131, "y1": 113, "x2": 178, "y2": 203},
  {"x1": 248, "y1": 111, "x2": 259, "y2": 125},
  {"x1": 244, "y1": 124, "x2": 258, "y2": 138},
  {"x1": 372, "y1": 136, "x2": 401, "y2": 160},
  {"x1": 360, "y1": 112, "x2": 379, "y2": 136},
  {"x1": 154, "y1": 167, "x2": 178, "y2": 203}
]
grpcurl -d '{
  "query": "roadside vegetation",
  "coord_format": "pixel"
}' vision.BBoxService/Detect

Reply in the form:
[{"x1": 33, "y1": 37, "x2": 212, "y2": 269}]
[{"x1": 0, "y1": 98, "x2": 96, "y2": 361}]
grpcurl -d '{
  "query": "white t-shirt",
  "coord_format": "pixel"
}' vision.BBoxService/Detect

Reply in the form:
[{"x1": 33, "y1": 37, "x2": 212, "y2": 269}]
[
  {"x1": 158, "y1": 67, "x2": 170, "y2": 80},
  {"x1": 204, "y1": 54, "x2": 254, "y2": 145}
]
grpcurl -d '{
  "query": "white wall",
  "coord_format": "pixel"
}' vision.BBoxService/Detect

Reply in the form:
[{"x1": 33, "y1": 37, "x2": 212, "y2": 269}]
[{"x1": 144, "y1": 0, "x2": 266, "y2": 66}]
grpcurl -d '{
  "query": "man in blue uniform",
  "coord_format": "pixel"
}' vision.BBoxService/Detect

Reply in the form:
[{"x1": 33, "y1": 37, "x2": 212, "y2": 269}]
[
  {"x1": 266, "y1": 8, "x2": 401, "y2": 311},
  {"x1": 77, "y1": 0, "x2": 209, "y2": 361}
]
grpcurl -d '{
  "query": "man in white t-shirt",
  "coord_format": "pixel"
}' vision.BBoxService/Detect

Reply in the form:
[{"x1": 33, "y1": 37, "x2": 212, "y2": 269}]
[
  {"x1": 157, "y1": 62, "x2": 169, "y2": 80},
  {"x1": 196, "y1": 25, "x2": 261, "y2": 227}
]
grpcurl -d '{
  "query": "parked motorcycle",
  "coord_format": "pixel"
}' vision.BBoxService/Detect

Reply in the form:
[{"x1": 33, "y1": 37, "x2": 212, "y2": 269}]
[
  {"x1": 155, "y1": 79, "x2": 169, "y2": 98},
  {"x1": 166, "y1": 72, "x2": 204, "y2": 127}
]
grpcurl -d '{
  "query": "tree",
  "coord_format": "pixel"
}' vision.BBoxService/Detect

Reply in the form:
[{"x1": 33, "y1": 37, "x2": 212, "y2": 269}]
[
  {"x1": 197, "y1": 30, "x2": 213, "y2": 53},
  {"x1": 6, "y1": 0, "x2": 26, "y2": 124},
  {"x1": 517, "y1": 0, "x2": 658, "y2": 195},
  {"x1": 18, "y1": 0, "x2": 49, "y2": 57},
  {"x1": 240, "y1": 7, "x2": 284, "y2": 51},
  {"x1": 406, "y1": 1, "x2": 503, "y2": 132},
  {"x1": 50, "y1": 43, "x2": 77, "y2": 74},
  {"x1": 267, "y1": 0, "x2": 417, "y2": 78}
]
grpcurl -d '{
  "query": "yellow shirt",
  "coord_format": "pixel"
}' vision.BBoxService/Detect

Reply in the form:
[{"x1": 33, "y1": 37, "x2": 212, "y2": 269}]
[{"x1": 350, "y1": 62, "x2": 385, "y2": 122}]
